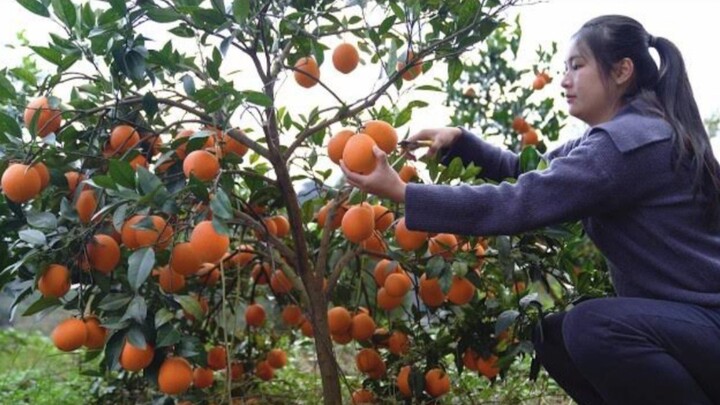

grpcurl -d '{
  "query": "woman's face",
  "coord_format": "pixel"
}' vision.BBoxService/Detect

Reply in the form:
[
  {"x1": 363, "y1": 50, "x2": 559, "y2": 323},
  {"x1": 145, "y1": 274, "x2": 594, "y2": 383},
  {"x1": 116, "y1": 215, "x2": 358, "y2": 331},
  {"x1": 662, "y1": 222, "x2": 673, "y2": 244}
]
[{"x1": 561, "y1": 39, "x2": 624, "y2": 126}]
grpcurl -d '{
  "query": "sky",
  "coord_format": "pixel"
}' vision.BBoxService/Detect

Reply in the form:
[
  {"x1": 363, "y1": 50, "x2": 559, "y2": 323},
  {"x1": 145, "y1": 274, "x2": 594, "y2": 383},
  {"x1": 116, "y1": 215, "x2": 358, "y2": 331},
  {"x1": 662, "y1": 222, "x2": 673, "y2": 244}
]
[{"x1": 1, "y1": 0, "x2": 718, "y2": 152}]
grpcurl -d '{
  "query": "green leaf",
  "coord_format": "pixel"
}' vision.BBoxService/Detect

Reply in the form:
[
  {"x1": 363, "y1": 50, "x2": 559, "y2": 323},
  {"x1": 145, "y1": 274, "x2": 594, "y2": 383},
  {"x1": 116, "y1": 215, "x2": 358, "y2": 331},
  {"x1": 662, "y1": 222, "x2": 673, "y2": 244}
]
[
  {"x1": 145, "y1": 7, "x2": 182, "y2": 23},
  {"x1": 156, "y1": 323, "x2": 182, "y2": 348},
  {"x1": 52, "y1": 0, "x2": 77, "y2": 29},
  {"x1": 243, "y1": 90, "x2": 272, "y2": 107},
  {"x1": 210, "y1": 188, "x2": 233, "y2": 220},
  {"x1": 22, "y1": 296, "x2": 61, "y2": 316},
  {"x1": 425, "y1": 256, "x2": 446, "y2": 278},
  {"x1": 127, "y1": 248, "x2": 155, "y2": 292},
  {"x1": 0, "y1": 73, "x2": 17, "y2": 101},
  {"x1": 181, "y1": 74, "x2": 196, "y2": 96},
  {"x1": 232, "y1": 0, "x2": 250, "y2": 23},
  {"x1": 520, "y1": 146, "x2": 543, "y2": 172},
  {"x1": 89, "y1": 174, "x2": 117, "y2": 190},
  {"x1": 211, "y1": 216, "x2": 231, "y2": 236},
  {"x1": 26, "y1": 211, "x2": 58, "y2": 229},
  {"x1": 126, "y1": 324, "x2": 147, "y2": 348},
  {"x1": 106, "y1": 0, "x2": 127, "y2": 14},
  {"x1": 176, "y1": 295, "x2": 204, "y2": 321},
  {"x1": 123, "y1": 296, "x2": 148, "y2": 326},
  {"x1": 104, "y1": 330, "x2": 125, "y2": 371},
  {"x1": 17, "y1": 0, "x2": 50, "y2": 17},
  {"x1": 98, "y1": 293, "x2": 133, "y2": 311},
  {"x1": 155, "y1": 308, "x2": 175, "y2": 328},
  {"x1": 447, "y1": 58, "x2": 463, "y2": 86},
  {"x1": 30, "y1": 46, "x2": 64, "y2": 66},
  {"x1": 207, "y1": 47, "x2": 222, "y2": 81},
  {"x1": 136, "y1": 166, "x2": 165, "y2": 196},
  {"x1": 495, "y1": 309, "x2": 519, "y2": 335},
  {"x1": 142, "y1": 91, "x2": 159, "y2": 119},
  {"x1": 19, "y1": 229, "x2": 47, "y2": 246},
  {"x1": 0, "y1": 111, "x2": 22, "y2": 138},
  {"x1": 109, "y1": 159, "x2": 136, "y2": 189},
  {"x1": 124, "y1": 50, "x2": 146, "y2": 81}
]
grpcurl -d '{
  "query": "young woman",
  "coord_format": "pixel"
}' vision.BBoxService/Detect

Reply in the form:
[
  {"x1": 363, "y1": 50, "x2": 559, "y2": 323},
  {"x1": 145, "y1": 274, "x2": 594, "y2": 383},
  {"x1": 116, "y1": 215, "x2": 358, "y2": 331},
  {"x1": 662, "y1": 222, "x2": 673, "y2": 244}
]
[{"x1": 341, "y1": 15, "x2": 720, "y2": 404}]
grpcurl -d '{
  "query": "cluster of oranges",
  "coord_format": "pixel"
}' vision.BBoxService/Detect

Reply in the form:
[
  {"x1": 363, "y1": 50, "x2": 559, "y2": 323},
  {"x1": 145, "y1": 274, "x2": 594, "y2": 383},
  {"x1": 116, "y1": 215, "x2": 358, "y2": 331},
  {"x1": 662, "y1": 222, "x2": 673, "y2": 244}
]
[{"x1": 512, "y1": 115, "x2": 539, "y2": 147}]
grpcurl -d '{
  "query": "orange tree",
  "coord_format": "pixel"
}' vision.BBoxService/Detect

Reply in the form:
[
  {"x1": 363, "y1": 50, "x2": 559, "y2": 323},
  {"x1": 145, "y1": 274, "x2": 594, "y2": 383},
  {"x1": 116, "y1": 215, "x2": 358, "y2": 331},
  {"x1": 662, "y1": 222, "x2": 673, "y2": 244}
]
[{"x1": 0, "y1": 0, "x2": 613, "y2": 404}]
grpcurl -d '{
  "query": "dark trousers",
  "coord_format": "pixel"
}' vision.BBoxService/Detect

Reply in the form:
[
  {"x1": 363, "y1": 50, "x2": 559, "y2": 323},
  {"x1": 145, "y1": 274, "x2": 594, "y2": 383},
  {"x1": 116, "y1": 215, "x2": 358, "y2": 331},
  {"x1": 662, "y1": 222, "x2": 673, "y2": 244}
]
[{"x1": 533, "y1": 297, "x2": 720, "y2": 405}]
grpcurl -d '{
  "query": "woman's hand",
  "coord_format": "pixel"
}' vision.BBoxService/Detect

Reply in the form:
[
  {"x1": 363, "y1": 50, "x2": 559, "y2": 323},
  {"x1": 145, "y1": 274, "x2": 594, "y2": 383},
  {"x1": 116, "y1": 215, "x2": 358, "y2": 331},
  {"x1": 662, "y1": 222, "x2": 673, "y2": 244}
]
[
  {"x1": 341, "y1": 146, "x2": 407, "y2": 203},
  {"x1": 404, "y1": 127, "x2": 462, "y2": 159}
]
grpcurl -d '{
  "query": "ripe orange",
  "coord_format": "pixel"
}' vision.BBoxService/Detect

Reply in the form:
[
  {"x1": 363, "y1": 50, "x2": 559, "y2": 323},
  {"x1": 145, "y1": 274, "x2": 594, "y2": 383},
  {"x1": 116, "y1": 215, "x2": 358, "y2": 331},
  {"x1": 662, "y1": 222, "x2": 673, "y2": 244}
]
[
  {"x1": 174, "y1": 129, "x2": 199, "y2": 159},
  {"x1": 355, "y1": 348, "x2": 383, "y2": 373},
  {"x1": 317, "y1": 201, "x2": 347, "y2": 230},
  {"x1": 190, "y1": 220, "x2": 230, "y2": 263},
  {"x1": 341, "y1": 204, "x2": 376, "y2": 243},
  {"x1": 128, "y1": 154, "x2": 148, "y2": 170},
  {"x1": 384, "y1": 272, "x2": 411, "y2": 297},
  {"x1": 1, "y1": 163, "x2": 41, "y2": 203},
  {"x1": 463, "y1": 348, "x2": 479, "y2": 371},
  {"x1": 86, "y1": 234, "x2": 121, "y2": 274},
  {"x1": 376, "y1": 287, "x2": 404, "y2": 311},
  {"x1": 294, "y1": 56, "x2": 320, "y2": 88},
  {"x1": 193, "y1": 367, "x2": 214, "y2": 389},
  {"x1": 397, "y1": 50, "x2": 423, "y2": 81},
  {"x1": 37, "y1": 264, "x2": 70, "y2": 298},
  {"x1": 360, "y1": 231, "x2": 387, "y2": 255},
  {"x1": 76, "y1": 189, "x2": 97, "y2": 224},
  {"x1": 271, "y1": 215, "x2": 291, "y2": 238},
  {"x1": 372, "y1": 204, "x2": 394, "y2": 232},
  {"x1": 476, "y1": 354, "x2": 500, "y2": 379},
  {"x1": 328, "y1": 129, "x2": 354, "y2": 165},
  {"x1": 350, "y1": 312, "x2": 376, "y2": 341},
  {"x1": 221, "y1": 131, "x2": 249, "y2": 158},
  {"x1": 522, "y1": 128, "x2": 539, "y2": 147},
  {"x1": 270, "y1": 269, "x2": 293, "y2": 294},
  {"x1": 245, "y1": 303, "x2": 266, "y2": 327},
  {"x1": 532, "y1": 73, "x2": 547, "y2": 90},
  {"x1": 396, "y1": 365, "x2": 412, "y2": 398},
  {"x1": 255, "y1": 360, "x2": 274, "y2": 381},
  {"x1": 158, "y1": 356, "x2": 193, "y2": 395},
  {"x1": 424, "y1": 368, "x2": 451, "y2": 397},
  {"x1": 388, "y1": 331, "x2": 410, "y2": 355},
  {"x1": 197, "y1": 264, "x2": 220, "y2": 286},
  {"x1": 251, "y1": 262, "x2": 272, "y2": 285},
  {"x1": 234, "y1": 244, "x2": 255, "y2": 267},
  {"x1": 158, "y1": 265, "x2": 186, "y2": 293},
  {"x1": 183, "y1": 150, "x2": 220, "y2": 181},
  {"x1": 464, "y1": 87, "x2": 477, "y2": 97},
  {"x1": 229, "y1": 361, "x2": 245, "y2": 380},
  {"x1": 351, "y1": 388, "x2": 375, "y2": 404},
  {"x1": 342, "y1": 133, "x2": 377, "y2": 174},
  {"x1": 328, "y1": 306, "x2": 352, "y2": 334},
  {"x1": 170, "y1": 242, "x2": 202, "y2": 276},
  {"x1": 120, "y1": 340, "x2": 154, "y2": 371},
  {"x1": 428, "y1": 233, "x2": 458, "y2": 259},
  {"x1": 362, "y1": 120, "x2": 397, "y2": 154},
  {"x1": 83, "y1": 316, "x2": 107, "y2": 350},
  {"x1": 207, "y1": 346, "x2": 228, "y2": 371},
  {"x1": 300, "y1": 317, "x2": 314, "y2": 337},
  {"x1": 64, "y1": 171, "x2": 83, "y2": 195},
  {"x1": 110, "y1": 125, "x2": 140, "y2": 152},
  {"x1": 332, "y1": 329, "x2": 353, "y2": 345},
  {"x1": 373, "y1": 259, "x2": 401, "y2": 287},
  {"x1": 398, "y1": 164, "x2": 418, "y2": 183},
  {"x1": 282, "y1": 304, "x2": 303, "y2": 327},
  {"x1": 447, "y1": 276, "x2": 476, "y2": 305},
  {"x1": 120, "y1": 215, "x2": 143, "y2": 249},
  {"x1": 24, "y1": 96, "x2": 62, "y2": 137},
  {"x1": 512, "y1": 116, "x2": 530, "y2": 133},
  {"x1": 131, "y1": 215, "x2": 173, "y2": 249},
  {"x1": 267, "y1": 348, "x2": 288, "y2": 369},
  {"x1": 32, "y1": 162, "x2": 50, "y2": 190},
  {"x1": 51, "y1": 318, "x2": 87, "y2": 352},
  {"x1": 394, "y1": 217, "x2": 427, "y2": 251},
  {"x1": 332, "y1": 43, "x2": 360, "y2": 74},
  {"x1": 419, "y1": 274, "x2": 446, "y2": 307}
]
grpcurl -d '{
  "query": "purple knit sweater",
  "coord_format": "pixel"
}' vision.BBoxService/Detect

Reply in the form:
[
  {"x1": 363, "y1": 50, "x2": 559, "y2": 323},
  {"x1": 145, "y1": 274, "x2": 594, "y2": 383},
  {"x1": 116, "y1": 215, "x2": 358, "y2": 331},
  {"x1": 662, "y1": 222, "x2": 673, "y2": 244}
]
[{"x1": 405, "y1": 101, "x2": 720, "y2": 306}]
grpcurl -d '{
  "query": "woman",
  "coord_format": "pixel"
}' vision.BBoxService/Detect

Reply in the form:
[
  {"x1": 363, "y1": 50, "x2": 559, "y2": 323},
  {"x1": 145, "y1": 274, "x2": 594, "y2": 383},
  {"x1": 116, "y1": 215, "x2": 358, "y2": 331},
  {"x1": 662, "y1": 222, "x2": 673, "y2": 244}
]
[{"x1": 341, "y1": 15, "x2": 720, "y2": 404}]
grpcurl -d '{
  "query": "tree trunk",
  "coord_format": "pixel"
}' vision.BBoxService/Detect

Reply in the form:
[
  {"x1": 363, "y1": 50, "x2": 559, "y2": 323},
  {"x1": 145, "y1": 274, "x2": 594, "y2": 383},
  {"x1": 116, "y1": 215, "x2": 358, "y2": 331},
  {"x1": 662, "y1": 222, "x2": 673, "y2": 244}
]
[{"x1": 307, "y1": 274, "x2": 342, "y2": 404}]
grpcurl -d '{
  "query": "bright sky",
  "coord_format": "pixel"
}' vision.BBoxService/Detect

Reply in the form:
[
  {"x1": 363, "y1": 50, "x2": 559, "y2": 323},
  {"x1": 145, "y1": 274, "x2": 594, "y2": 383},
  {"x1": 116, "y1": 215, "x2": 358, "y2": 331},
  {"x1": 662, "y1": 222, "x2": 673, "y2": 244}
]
[{"x1": 1, "y1": 0, "x2": 718, "y2": 152}]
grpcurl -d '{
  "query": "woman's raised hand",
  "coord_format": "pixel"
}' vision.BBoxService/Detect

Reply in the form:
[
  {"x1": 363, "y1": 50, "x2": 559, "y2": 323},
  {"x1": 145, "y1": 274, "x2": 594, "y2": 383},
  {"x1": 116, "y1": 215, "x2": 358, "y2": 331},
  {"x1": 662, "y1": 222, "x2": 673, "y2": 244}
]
[{"x1": 403, "y1": 127, "x2": 462, "y2": 158}]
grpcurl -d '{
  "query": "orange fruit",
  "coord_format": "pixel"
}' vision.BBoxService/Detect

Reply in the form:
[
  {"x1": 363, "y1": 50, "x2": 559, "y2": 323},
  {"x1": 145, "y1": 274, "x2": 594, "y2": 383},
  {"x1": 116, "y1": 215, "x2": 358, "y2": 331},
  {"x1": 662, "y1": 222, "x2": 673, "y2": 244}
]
[
  {"x1": 271, "y1": 215, "x2": 290, "y2": 238},
  {"x1": 476, "y1": 354, "x2": 500, "y2": 379},
  {"x1": 351, "y1": 388, "x2": 375, "y2": 404},
  {"x1": 24, "y1": 96, "x2": 62, "y2": 137},
  {"x1": 193, "y1": 367, "x2": 214, "y2": 389},
  {"x1": 120, "y1": 215, "x2": 143, "y2": 249},
  {"x1": 342, "y1": 133, "x2": 377, "y2": 174},
  {"x1": 158, "y1": 356, "x2": 193, "y2": 395},
  {"x1": 428, "y1": 233, "x2": 458, "y2": 259},
  {"x1": 463, "y1": 348, "x2": 479, "y2": 371},
  {"x1": 397, "y1": 365, "x2": 412, "y2": 398},
  {"x1": 317, "y1": 201, "x2": 347, "y2": 230},
  {"x1": 76, "y1": 189, "x2": 97, "y2": 224},
  {"x1": 207, "y1": 346, "x2": 228, "y2": 371},
  {"x1": 110, "y1": 125, "x2": 140, "y2": 152},
  {"x1": 327, "y1": 306, "x2": 352, "y2": 334},
  {"x1": 424, "y1": 368, "x2": 451, "y2": 397},
  {"x1": 540, "y1": 71, "x2": 552, "y2": 83},
  {"x1": 149, "y1": 135, "x2": 163, "y2": 155},
  {"x1": 367, "y1": 360, "x2": 386, "y2": 379},
  {"x1": 183, "y1": 150, "x2": 220, "y2": 181},
  {"x1": 398, "y1": 164, "x2": 417, "y2": 183},
  {"x1": 234, "y1": 244, "x2": 255, "y2": 267},
  {"x1": 32, "y1": 162, "x2": 50, "y2": 190},
  {"x1": 221, "y1": 131, "x2": 249, "y2": 158},
  {"x1": 37, "y1": 264, "x2": 70, "y2": 298},
  {"x1": 397, "y1": 50, "x2": 423, "y2": 81},
  {"x1": 384, "y1": 272, "x2": 411, "y2": 297},
  {"x1": 131, "y1": 215, "x2": 173, "y2": 249},
  {"x1": 373, "y1": 259, "x2": 401, "y2": 287},
  {"x1": 245, "y1": 303, "x2": 266, "y2": 327},
  {"x1": 86, "y1": 234, "x2": 121, "y2": 274},
  {"x1": 360, "y1": 231, "x2": 386, "y2": 255},
  {"x1": 350, "y1": 312, "x2": 376, "y2": 341},
  {"x1": 376, "y1": 287, "x2": 403, "y2": 311},
  {"x1": 51, "y1": 318, "x2": 87, "y2": 352},
  {"x1": 388, "y1": 331, "x2": 410, "y2": 355},
  {"x1": 522, "y1": 128, "x2": 539, "y2": 147},
  {"x1": 170, "y1": 242, "x2": 202, "y2": 276},
  {"x1": 332, "y1": 329, "x2": 353, "y2": 345},
  {"x1": 197, "y1": 265, "x2": 220, "y2": 286},
  {"x1": 464, "y1": 87, "x2": 477, "y2": 97},
  {"x1": 372, "y1": 204, "x2": 394, "y2": 232},
  {"x1": 532, "y1": 74, "x2": 547, "y2": 90},
  {"x1": 270, "y1": 269, "x2": 293, "y2": 294},
  {"x1": 1, "y1": 163, "x2": 41, "y2": 203},
  {"x1": 251, "y1": 263, "x2": 272, "y2": 285},
  {"x1": 174, "y1": 129, "x2": 200, "y2": 159},
  {"x1": 294, "y1": 56, "x2": 320, "y2": 88},
  {"x1": 281, "y1": 304, "x2": 303, "y2": 327},
  {"x1": 341, "y1": 204, "x2": 376, "y2": 243},
  {"x1": 419, "y1": 274, "x2": 446, "y2": 307},
  {"x1": 158, "y1": 265, "x2": 186, "y2": 293},
  {"x1": 64, "y1": 171, "x2": 83, "y2": 195},
  {"x1": 447, "y1": 276, "x2": 476, "y2": 305},
  {"x1": 190, "y1": 220, "x2": 230, "y2": 263},
  {"x1": 128, "y1": 154, "x2": 148, "y2": 170},
  {"x1": 327, "y1": 129, "x2": 354, "y2": 164},
  {"x1": 83, "y1": 316, "x2": 107, "y2": 350},
  {"x1": 120, "y1": 340, "x2": 154, "y2": 372},
  {"x1": 229, "y1": 361, "x2": 245, "y2": 380},
  {"x1": 300, "y1": 317, "x2": 314, "y2": 338},
  {"x1": 394, "y1": 217, "x2": 427, "y2": 251},
  {"x1": 267, "y1": 348, "x2": 287, "y2": 369},
  {"x1": 362, "y1": 120, "x2": 397, "y2": 154},
  {"x1": 355, "y1": 348, "x2": 383, "y2": 373},
  {"x1": 254, "y1": 360, "x2": 274, "y2": 381},
  {"x1": 512, "y1": 116, "x2": 530, "y2": 133},
  {"x1": 332, "y1": 43, "x2": 360, "y2": 74}
]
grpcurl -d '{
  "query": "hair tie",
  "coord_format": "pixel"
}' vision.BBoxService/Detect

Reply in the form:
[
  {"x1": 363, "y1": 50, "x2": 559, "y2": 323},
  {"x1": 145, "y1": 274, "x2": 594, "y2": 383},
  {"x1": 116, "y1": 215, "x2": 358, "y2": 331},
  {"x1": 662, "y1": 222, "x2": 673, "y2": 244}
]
[{"x1": 647, "y1": 35, "x2": 657, "y2": 48}]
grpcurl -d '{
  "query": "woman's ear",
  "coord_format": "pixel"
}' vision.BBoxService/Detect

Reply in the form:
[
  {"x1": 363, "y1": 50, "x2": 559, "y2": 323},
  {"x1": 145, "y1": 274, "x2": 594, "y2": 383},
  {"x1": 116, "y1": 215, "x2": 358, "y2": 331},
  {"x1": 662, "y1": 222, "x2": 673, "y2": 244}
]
[{"x1": 612, "y1": 57, "x2": 635, "y2": 86}]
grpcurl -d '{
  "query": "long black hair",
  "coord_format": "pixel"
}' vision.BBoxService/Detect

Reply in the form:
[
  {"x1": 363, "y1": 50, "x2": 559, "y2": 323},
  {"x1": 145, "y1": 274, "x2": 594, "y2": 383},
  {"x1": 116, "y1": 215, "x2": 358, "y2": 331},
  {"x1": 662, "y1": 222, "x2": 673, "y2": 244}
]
[{"x1": 574, "y1": 15, "x2": 720, "y2": 226}]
